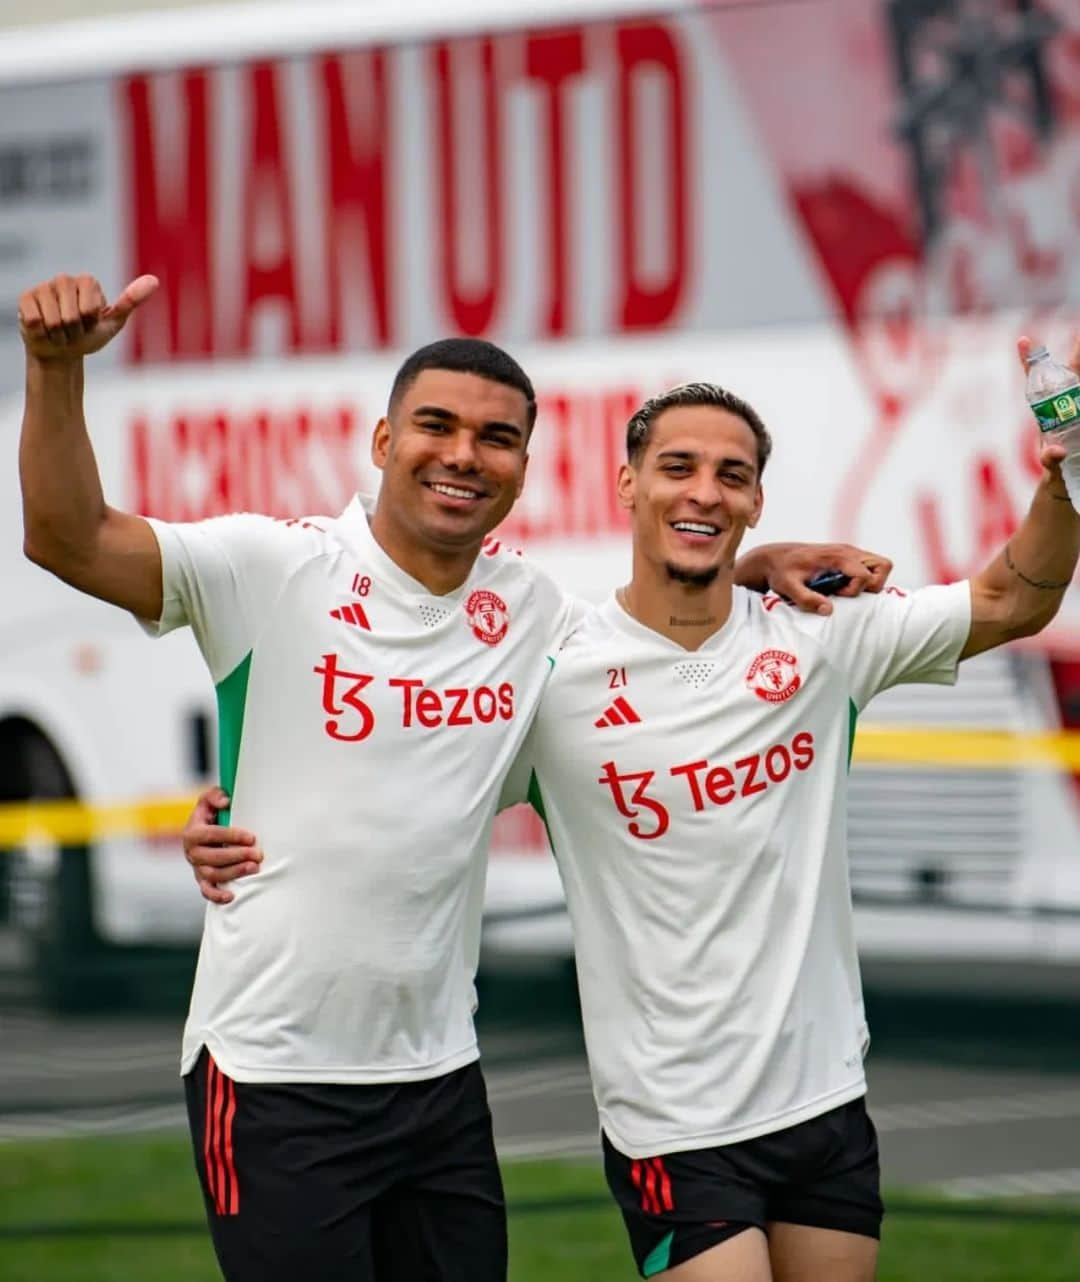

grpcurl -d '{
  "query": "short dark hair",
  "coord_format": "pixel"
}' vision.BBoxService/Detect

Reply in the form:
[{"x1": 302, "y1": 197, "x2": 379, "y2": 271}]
[
  {"x1": 388, "y1": 338, "x2": 537, "y2": 432},
  {"x1": 626, "y1": 382, "x2": 772, "y2": 476}
]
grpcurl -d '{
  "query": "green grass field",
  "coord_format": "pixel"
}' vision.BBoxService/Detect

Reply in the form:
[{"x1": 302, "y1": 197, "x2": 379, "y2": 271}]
[{"x1": 2, "y1": 1132, "x2": 1079, "y2": 1281}]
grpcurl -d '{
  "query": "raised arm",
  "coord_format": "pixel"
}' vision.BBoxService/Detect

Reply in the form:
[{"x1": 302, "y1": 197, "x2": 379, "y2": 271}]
[
  {"x1": 962, "y1": 335, "x2": 1080, "y2": 660},
  {"x1": 19, "y1": 272, "x2": 163, "y2": 619}
]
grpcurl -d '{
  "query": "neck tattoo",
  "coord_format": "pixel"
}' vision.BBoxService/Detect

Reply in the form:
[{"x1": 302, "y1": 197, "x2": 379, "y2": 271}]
[
  {"x1": 617, "y1": 588, "x2": 716, "y2": 629},
  {"x1": 669, "y1": 615, "x2": 716, "y2": 627}
]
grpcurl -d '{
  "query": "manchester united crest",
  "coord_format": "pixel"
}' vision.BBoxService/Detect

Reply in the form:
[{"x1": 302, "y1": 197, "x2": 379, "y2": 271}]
[
  {"x1": 745, "y1": 649, "x2": 801, "y2": 703},
  {"x1": 465, "y1": 589, "x2": 509, "y2": 646}
]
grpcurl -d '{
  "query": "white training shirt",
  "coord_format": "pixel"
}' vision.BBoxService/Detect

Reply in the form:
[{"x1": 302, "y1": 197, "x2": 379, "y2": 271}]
[
  {"x1": 506, "y1": 581, "x2": 971, "y2": 1158},
  {"x1": 145, "y1": 496, "x2": 576, "y2": 1083}
]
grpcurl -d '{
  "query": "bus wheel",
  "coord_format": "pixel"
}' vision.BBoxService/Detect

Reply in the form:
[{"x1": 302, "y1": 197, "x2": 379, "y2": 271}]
[{"x1": 0, "y1": 718, "x2": 102, "y2": 1011}]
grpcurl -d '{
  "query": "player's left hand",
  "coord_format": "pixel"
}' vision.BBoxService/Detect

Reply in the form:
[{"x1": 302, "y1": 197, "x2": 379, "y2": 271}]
[
  {"x1": 183, "y1": 785, "x2": 262, "y2": 905},
  {"x1": 744, "y1": 542, "x2": 893, "y2": 616}
]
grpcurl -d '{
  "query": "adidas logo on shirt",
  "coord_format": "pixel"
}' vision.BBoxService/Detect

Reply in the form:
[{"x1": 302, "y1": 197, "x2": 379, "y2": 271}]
[
  {"x1": 594, "y1": 696, "x2": 641, "y2": 728},
  {"x1": 329, "y1": 602, "x2": 371, "y2": 630}
]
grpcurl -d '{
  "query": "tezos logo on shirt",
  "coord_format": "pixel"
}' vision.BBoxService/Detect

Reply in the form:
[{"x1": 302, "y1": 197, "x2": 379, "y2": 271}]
[
  {"x1": 598, "y1": 730, "x2": 815, "y2": 840},
  {"x1": 745, "y1": 649, "x2": 801, "y2": 703},
  {"x1": 313, "y1": 653, "x2": 515, "y2": 741},
  {"x1": 466, "y1": 590, "x2": 509, "y2": 646}
]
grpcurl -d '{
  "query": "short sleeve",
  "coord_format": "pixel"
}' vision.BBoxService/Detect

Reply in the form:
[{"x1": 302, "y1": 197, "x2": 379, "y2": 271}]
[
  {"x1": 553, "y1": 595, "x2": 589, "y2": 651},
  {"x1": 820, "y1": 581, "x2": 971, "y2": 711},
  {"x1": 142, "y1": 514, "x2": 327, "y2": 683},
  {"x1": 524, "y1": 563, "x2": 586, "y2": 657}
]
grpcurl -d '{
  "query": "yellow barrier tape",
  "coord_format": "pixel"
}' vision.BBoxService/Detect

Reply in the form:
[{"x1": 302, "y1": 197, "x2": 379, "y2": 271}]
[
  {"x1": 0, "y1": 797, "x2": 196, "y2": 847},
  {"x1": 0, "y1": 726, "x2": 1079, "y2": 847},
  {"x1": 851, "y1": 727, "x2": 1080, "y2": 770}
]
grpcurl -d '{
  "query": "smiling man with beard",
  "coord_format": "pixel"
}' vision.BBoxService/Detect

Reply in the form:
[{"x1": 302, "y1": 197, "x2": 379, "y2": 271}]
[{"x1": 497, "y1": 373, "x2": 1078, "y2": 1282}]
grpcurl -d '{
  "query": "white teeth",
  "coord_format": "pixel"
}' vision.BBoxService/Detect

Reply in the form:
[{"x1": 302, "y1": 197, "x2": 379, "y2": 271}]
[
  {"x1": 430, "y1": 483, "x2": 480, "y2": 500},
  {"x1": 672, "y1": 522, "x2": 718, "y2": 535}
]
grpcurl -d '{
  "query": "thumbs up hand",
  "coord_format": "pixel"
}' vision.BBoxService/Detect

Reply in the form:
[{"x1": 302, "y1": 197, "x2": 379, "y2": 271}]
[{"x1": 19, "y1": 272, "x2": 159, "y2": 362}]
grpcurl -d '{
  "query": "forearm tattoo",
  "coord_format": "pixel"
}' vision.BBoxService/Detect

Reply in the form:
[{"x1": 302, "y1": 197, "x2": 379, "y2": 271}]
[{"x1": 1004, "y1": 541, "x2": 1073, "y2": 591}]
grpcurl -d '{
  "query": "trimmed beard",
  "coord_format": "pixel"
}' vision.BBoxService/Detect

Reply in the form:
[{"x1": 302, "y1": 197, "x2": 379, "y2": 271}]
[{"x1": 664, "y1": 562, "x2": 720, "y2": 589}]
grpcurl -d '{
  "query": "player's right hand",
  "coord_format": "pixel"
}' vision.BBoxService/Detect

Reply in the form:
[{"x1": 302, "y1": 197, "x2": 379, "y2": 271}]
[
  {"x1": 184, "y1": 785, "x2": 263, "y2": 906},
  {"x1": 18, "y1": 272, "x2": 158, "y2": 362}
]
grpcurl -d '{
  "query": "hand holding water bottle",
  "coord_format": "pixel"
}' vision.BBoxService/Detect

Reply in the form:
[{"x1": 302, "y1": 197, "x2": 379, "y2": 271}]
[{"x1": 1022, "y1": 334, "x2": 1080, "y2": 512}]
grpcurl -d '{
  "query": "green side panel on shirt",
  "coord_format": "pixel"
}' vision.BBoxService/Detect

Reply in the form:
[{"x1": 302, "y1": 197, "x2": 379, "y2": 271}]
[
  {"x1": 643, "y1": 1230, "x2": 674, "y2": 1278},
  {"x1": 847, "y1": 697, "x2": 859, "y2": 770},
  {"x1": 214, "y1": 651, "x2": 253, "y2": 825},
  {"x1": 526, "y1": 770, "x2": 556, "y2": 856}
]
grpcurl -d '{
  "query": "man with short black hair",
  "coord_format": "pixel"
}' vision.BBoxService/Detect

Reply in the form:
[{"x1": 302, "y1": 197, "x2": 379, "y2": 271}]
[
  {"x1": 17, "y1": 272, "x2": 881, "y2": 1282},
  {"x1": 19, "y1": 274, "x2": 560, "y2": 1282}
]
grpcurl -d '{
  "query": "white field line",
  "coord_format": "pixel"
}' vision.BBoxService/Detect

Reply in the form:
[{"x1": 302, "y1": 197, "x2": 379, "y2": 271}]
[
  {"x1": 497, "y1": 1132, "x2": 601, "y2": 1161},
  {"x1": 487, "y1": 1064, "x2": 593, "y2": 1103},
  {"x1": 497, "y1": 1088, "x2": 1080, "y2": 1164},
  {"x1": 0, "y1": 1101, "x2": 186, "y2": 1142},
  {"x1": 935, "y1": 1167, "x2": 1080, "y2": 1200},
  {"x1": 873, "y1": 1088, "x2": 1080, "y2": 1132},
  {"x1": 7, "y1": 1061, "x2": 1080, "y2": 1156},
  {"x1": 0, "y1": 1049, "x2": 177, "y2": 1079}
]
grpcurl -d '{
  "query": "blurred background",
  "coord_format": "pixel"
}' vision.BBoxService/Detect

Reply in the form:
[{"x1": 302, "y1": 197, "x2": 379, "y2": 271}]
[{"x1": 1, "y1": 1, "x2": 1078, "y2": 1278}]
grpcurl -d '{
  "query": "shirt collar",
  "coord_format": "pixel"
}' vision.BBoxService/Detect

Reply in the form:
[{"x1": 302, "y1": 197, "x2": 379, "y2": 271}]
[{"x1": 335, "y1": 492, "x2": 481, "y2": 602}]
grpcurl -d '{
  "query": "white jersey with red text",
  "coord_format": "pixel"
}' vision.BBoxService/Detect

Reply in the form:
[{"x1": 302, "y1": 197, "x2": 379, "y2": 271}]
[
  {"x1": 508, "y1": 582, "x2": 971, "y2": 1158},
  {"x1": 145, "y1": 496, "x2": 576, "y2": 1083}
]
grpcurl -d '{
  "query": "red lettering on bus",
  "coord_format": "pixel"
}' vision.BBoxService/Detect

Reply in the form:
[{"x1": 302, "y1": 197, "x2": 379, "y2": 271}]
[
  {"x1": 129, "y1": 405, "x2": 362, "y2": 519},
  {"x1": 241, "y1": 62, "x2": 303, "y2": 353},
  {"x1": 616, "y1": 21, "x2": 688, "y2": 330},
  {"x1": 526, "y1": 27, "x2": 586, "y2": 337},
  {"x1": 123, "y1": 71, "x2": 213, "y2": 361},
  {"x1": 432, "y1": 37, "x2": 504, "y2": 334},
  {"x1": 321, "y1": 51, "x2": 393, "y2": 348}
]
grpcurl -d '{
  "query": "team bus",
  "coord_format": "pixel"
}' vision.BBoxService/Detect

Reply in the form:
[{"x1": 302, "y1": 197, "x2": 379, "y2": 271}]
[{"x1": 0, "y1": 0, "x2": 1077, "y2": 1005}]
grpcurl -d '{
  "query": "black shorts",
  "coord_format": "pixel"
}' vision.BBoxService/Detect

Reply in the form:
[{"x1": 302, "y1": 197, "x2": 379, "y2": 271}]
[
  {"x1": 603, "y1": 1096, "x2": 883, "y2": 1278},
  {"x1": 184, "y1": 1048, "x2": 506, "y2": 1282}
]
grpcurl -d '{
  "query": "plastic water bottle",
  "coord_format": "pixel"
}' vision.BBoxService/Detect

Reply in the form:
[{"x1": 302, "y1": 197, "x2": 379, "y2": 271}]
[{"x1": 1025, "y1": 345, "x2": 1080, "y2": 511}]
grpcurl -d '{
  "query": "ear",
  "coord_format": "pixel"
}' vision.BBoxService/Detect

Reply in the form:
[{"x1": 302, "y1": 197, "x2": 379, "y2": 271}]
[
  {"x1": 747, "y1": 482, "x2": 764, "y2": 529},
  {"x1": 514, "y1": 451, "x2": 529, "y2": 500},
  {"x1": 371, "y1": 416, "x2": 391, "y2": 471},
  {"x1": 617, "y1": 462, "x2": 636, "y2": 511}
]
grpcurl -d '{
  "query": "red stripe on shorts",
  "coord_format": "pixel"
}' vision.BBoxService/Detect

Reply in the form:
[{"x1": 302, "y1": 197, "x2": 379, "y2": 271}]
[
  {"x1": 222, "y1": 1076, "x2": 239, "y2": 1215},
  {"x1": 203, "y1": 1057, "x2": 220, "y2": 1213},
  {"x1": 643, "y1": 1158, "x2": 660, "y2": 1214},
  {"x1": 203, "y1": 1053, "x2": 240, "y2": 1217},
  {"x1": 212, "y1": 1059, "x2": 227, "y2": 1214},
  {"x1": 653, "y1": 1157, "x2": 674, "y2": 1211}
]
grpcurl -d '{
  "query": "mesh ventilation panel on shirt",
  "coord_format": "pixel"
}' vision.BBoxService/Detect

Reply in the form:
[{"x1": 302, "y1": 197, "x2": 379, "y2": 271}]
[
  {"x1": 673, "y1": 660, "x2": 715, "y2": 689},
  {"x1": 418, "y1": 604, "x2": 453, "y2": 629}
]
